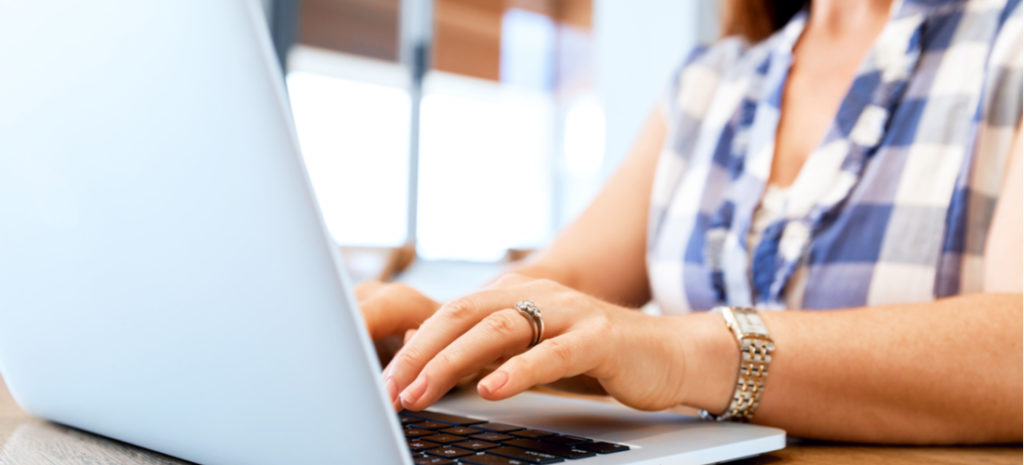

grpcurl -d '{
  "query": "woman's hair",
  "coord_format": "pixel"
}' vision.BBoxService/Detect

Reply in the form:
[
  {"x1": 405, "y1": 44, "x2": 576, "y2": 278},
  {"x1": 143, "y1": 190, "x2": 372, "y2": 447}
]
[{"x1": 720, "y1": 1, "x2": 808, "y2": 42}]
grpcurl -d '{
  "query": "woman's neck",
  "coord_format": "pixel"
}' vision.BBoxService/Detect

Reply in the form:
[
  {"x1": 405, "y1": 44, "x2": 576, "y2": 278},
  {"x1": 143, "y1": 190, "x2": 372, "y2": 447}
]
[{"x1": 807, "y1": 0, "x2": 894, "y2": 37}]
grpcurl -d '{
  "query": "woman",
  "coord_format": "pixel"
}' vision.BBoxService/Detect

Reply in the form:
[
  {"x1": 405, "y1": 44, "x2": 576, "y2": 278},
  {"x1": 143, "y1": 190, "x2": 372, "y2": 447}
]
[{"x1": 358, "y1": 0, "x2": 1022, "y2": 443}]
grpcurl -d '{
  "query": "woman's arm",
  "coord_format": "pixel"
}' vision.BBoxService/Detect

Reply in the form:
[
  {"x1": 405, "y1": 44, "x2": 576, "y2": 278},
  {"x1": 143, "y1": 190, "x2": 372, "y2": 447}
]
[
  {"x1": 510, "y1": 109, "x2": 667, "y2": 307},
  {"x1": 388, "y1": 127, "x2": 1022, "y2": 444},
  {"x1": 983, "y1": 126, "x2": 1023, "y2": 293},
  {"x1": 361, "y1": 108, "x2": 665, "y2": 401},
  {"x1": 684, "y1": 127, "x2": 1024, "y2": 443},
  {"x1": 682, "y1": 293, "x2": 1022, "y2": 443}
]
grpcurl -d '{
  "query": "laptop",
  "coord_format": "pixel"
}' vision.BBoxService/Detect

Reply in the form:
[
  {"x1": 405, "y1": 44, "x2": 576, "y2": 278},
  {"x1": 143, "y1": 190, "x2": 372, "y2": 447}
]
[{"x1": 0, "y1": 2, "x2": 785, "y2": 464}]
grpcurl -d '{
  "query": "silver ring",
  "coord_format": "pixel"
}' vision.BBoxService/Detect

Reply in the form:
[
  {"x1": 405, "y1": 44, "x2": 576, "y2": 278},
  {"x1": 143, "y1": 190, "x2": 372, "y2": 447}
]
[{"x1": 514, "y1": 300, "x2": 544, "y2": 348}]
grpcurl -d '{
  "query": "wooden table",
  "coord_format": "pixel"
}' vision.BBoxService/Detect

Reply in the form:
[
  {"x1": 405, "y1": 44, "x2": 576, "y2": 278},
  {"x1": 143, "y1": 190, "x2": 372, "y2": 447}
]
[{"x1": 0, "y1": 377, "x2": 1018, "y2": 464}]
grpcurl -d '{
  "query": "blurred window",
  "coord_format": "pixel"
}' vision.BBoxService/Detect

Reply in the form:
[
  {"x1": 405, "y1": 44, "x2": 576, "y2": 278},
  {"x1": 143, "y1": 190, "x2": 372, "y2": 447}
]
[
  {"x1": 417, "y1": 75, "x2": 554, "y2": 261},
  {"x1": 559, "y1": 95, "x2": 606, "y2": 222},
  {"x1": 287, "y1": 50, "x2": 410, "y2": 247},
  {"x1": 287, "y1": 47, "x2": 555, "y2": 261},
  {"x1": 287, "y1": 0, "x2": 605, "y2": 262}
]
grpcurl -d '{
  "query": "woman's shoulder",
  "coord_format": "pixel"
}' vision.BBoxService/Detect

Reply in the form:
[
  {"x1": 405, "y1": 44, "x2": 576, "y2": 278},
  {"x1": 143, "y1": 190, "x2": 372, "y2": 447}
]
[
  {"x1": 669, "y1": 35, "x2": 774, "y2": 87},
  {"x1": 664, "y1": 35, "x2": 778, "y2": 121},
  {"x1": 686, "y1": 35, "x2": 776, "y2": 68},
  {"x1": 987, "y1": 0, "x2": 1022, "y2": 69}
]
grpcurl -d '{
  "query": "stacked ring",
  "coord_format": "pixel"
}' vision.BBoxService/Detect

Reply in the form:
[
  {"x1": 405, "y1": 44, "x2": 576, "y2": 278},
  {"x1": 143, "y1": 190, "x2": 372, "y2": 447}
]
[{"x1": 514, "y1": 300, "x2": 545, "y2": 348}]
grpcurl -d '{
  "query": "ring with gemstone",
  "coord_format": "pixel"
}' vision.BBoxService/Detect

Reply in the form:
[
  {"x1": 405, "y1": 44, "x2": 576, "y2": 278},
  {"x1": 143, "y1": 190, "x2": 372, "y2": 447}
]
[{"x1": 514, "y1": 300, "x2": 544, "y2": 348}]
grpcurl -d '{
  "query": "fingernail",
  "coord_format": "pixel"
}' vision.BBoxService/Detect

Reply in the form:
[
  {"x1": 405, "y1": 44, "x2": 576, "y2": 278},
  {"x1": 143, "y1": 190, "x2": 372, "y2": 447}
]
[
  {"x1": 385, "y1": 377, "x2": 398, "y2": 403},
  {"x1": 478, "y1": 370, "x2": 509, "y2": 396},
  {"x1": 400, "y1": 374, "x2": 428, "y2": 408}
]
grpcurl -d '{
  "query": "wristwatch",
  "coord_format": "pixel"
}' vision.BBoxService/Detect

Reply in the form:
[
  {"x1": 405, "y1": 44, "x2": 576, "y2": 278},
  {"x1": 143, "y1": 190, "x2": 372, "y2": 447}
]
[{"x1": 698, "y1": 306, "x2": 775, "y2": 422}]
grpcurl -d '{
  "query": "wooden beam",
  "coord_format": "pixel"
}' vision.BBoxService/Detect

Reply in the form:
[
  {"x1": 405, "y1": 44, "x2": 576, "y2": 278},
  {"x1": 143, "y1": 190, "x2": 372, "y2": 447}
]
[
  {"x1": 297, "y1": 0, "x2": 592, "y2": 81},
  {"x1": 300, "y1": 0, "x2": 400, "y2": 61}
]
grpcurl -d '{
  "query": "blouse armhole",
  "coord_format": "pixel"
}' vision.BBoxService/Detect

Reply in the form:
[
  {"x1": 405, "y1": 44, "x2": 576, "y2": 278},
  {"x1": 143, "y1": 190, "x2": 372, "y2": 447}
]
[
  {"x1": 982, "y1": 123, "x2": 1023, "y2": 293},
  {"x1": 660, "y1": 45, "x2": 711, "y2": 124}
]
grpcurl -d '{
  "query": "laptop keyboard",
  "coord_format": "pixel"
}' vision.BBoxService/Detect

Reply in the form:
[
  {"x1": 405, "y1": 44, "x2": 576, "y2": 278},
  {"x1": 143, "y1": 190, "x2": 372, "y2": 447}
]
[{"x1": 400, "y1": 410, "x2": 630, "y2": 464}]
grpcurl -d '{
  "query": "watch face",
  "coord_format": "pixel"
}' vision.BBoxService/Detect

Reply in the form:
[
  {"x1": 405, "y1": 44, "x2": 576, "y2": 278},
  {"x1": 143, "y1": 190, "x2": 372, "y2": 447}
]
[{"x1": 731, "y1": 308, "x2": 769, "y2": 336}]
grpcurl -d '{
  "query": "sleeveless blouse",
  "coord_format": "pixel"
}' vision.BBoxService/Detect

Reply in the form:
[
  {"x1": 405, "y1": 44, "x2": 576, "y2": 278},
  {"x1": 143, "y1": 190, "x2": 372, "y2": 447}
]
[{"x1": 646, "y1": 0, "x2": 1022, "y2": 313}]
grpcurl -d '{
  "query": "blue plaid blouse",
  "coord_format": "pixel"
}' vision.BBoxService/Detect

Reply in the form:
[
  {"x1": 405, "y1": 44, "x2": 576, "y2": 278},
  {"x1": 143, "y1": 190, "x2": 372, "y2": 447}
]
[{"x1": 647, "y1": 0, "x2": 1022, "y2": 312}]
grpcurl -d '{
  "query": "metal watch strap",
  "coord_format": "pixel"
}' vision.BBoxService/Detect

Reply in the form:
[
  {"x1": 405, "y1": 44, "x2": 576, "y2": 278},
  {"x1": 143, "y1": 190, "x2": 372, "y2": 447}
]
[{"x1": 698, "y1": 306, "x2": 774, "y2": 422}]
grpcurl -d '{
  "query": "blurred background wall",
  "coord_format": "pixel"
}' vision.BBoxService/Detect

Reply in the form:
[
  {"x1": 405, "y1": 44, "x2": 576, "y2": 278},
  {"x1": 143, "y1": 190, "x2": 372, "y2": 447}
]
[
  {"x1": 594, "y1": 1, "x2": 717, "y2": 179},
  {"x1": 259, "y1": 0, "x2": 719, "y2": 289}
]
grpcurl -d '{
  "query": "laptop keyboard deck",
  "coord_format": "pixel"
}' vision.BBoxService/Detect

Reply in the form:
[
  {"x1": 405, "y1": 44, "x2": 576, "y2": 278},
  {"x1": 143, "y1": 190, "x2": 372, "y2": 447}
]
[{"x1": 401, "y1": 410, "x2": 630, "y2": 464}]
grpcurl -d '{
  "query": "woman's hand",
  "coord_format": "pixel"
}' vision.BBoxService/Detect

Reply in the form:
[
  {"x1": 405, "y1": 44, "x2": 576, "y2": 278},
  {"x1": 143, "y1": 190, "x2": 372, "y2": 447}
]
[
  {"x1": 355, "y1": 281, "x2": 441, "y2": 368},
  {"x1": 383, "y1": 273, "x2": 700, "y2": 413}
]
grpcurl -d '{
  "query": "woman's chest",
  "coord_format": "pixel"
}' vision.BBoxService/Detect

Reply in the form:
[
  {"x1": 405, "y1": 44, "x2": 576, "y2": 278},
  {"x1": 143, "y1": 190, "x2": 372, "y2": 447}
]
[
  {"x1": 647, "y1": 3, "x2": 1019, "y2": 313},
  {"x1": 772, "y1": 38, "x2": 881, "y2": 187}
]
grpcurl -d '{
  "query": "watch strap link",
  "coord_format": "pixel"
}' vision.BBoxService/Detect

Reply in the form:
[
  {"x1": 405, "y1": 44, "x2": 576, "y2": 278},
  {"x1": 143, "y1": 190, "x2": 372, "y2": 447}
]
[{"x1": 698, "y1": 307, "x2": 774, "y2": 422}]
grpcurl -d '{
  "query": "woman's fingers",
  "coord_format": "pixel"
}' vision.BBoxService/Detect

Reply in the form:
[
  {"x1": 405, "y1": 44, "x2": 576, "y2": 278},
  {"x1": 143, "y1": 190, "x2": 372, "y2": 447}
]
[
  {"x1": 387, "y1": 288, "x2": 528, "y2": 400},
  {"x1": 483, "y1": 272, "x2": 533, "y2": 290},
  {"x1": 478, "y1": 332, "x2": 599, "y2": 401},
  {"x1": 398, "y1": 308, "x2": 534, "y2": 410},
  {"x1": 353, "y1": 280, "x2": 386, "y2": 301},
  {"x1": 380, "y1": 328, "x2": 420, "y2": 380},
  {"x1": 359, "y1": 283, "x2": 438, "y2": 341}
]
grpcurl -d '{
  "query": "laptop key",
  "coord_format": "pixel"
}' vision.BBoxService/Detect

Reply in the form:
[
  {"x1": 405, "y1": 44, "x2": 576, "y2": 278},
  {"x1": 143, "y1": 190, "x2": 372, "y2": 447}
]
[
  {"x1": 407, "y1": 439, "x2": 441, "y2": 451},
  {"x1": 439, "y1": 426, "x2": 479, "y2": 435},
  {"x1": 453, "y1": 439, "x2": 499, "y2": 451},
  {"x1": 470, "y1": 432, "x2": 515, "y2": 442},
  {"x1": 460, "y1": 453, "x2": 530, "y2": 465},
  {"x1": 400, "y1": 414, "x2": 425, "y2": 426},
  {"x1": 422, "y1": 433, "x2": 465, "y2": 444},
  {"x1": 472, "y1": 422, "x2": 524, "y2": 433},
  {"x1": 540, "y1": 434, "x2": 591, "y2": 446},
  {"x1": 510, "y1": 429, "x2": 556, "y2": 439},
  {"x1": 415, "y1": 421, "x2": 453, "y2": 430},
  {"x1": 413, "y1": 456, "x2": 454, "y2": 465},
  {"x1": 488, "y1": 446, "x2": 564, "y2": 464},
  {"x1": 406, "y1": 410, "x2": 486, "y2": 425},
  {"x1": 405, "y1": 427, "x2": 434, "y2": 438},
  {"x1": 503, "y1": 438, "x2": 595, "y2": 460},
  {"x1": 575, "y1": 441, "x2": 630, "y2": 454},
  {"x1": 426, "y1": 445, "x2": 476, "y2": 459}
]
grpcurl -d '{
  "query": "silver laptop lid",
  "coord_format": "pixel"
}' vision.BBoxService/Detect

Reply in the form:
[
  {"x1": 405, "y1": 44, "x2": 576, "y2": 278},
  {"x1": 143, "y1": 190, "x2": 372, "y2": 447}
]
[{"x1": 0, "y1": 2, "x2": 408, "y2": 464}]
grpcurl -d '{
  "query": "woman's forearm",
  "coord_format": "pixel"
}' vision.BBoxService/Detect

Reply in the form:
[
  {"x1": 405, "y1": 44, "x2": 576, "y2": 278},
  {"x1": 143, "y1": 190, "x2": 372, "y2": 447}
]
[
  {"x1": 496, "y1": 110, "x2": 667, "y2": 308},
  {"x1": 679, "y1": 293, "x2": 1023, "y2": 443}
]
